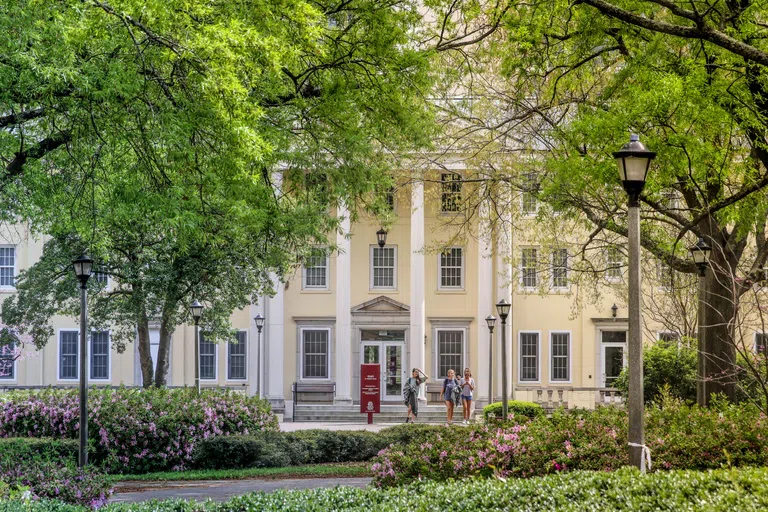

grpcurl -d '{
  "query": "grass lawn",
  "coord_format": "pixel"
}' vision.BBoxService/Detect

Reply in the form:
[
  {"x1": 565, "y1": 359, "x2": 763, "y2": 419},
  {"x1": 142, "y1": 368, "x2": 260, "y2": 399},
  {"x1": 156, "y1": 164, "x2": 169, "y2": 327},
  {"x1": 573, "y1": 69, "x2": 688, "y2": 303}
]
[{"x1": 109, "y1": 462, "x2": 371, "y2": 482}]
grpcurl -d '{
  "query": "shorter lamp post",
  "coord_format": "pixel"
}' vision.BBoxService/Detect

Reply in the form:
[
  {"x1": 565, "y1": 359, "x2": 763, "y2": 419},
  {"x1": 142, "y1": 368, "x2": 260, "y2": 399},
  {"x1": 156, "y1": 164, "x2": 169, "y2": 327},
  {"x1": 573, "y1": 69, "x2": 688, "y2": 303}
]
[
  {"x1": 495, "y1": 299, "x2": 511, "y2": 420},
  {"x1": 377, "y1": 228, "x2": 388, "y2": 249},
  {"x1": 72, "y1": 254, "x2": 94, "y2": 468},
  {"x1": 689, "y1": 237, "x2": 711, "y2": 405},
  {"x1": 485, "y1": 315, "x2": 496, "y2": 406},
  {"x1": 190, "y1": 300, "x2": 204, "y2": 394},
  {"x1": 254, "y1": 313, "x2": 265, "y2": 397}
]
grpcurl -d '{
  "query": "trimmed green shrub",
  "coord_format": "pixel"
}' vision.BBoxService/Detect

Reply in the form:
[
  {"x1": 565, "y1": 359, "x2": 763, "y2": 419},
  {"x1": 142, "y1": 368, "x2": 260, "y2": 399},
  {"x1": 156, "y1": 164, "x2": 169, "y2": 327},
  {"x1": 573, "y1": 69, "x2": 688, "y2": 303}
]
[
  {"x1": 0, "y1": 438, "x2": 78, "y2": 465},
  {"x1": 614, "y1": 339, "x2": 697, "y2": 403},
  {"x1": 2, "y1": 467, "x2": 768, "y2": 511},
  {"x1": 483, "y1": 400, "x2": 544, "y2": 421}
]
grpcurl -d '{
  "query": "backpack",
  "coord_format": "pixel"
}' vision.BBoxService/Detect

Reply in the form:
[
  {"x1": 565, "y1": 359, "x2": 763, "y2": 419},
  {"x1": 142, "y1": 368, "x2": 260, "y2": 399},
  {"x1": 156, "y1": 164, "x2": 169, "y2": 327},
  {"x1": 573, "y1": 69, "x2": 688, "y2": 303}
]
[{"x1": 451, "y1": 379, "x2": 461, "y2": 405}]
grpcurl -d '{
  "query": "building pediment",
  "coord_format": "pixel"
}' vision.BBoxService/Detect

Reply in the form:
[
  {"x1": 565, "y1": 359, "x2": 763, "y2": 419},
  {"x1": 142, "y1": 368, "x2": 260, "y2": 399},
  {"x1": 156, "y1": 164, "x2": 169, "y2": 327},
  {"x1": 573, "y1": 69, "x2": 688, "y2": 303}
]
[{"x1": 351, "y1": 296, "x2": 410, "y2": 314}]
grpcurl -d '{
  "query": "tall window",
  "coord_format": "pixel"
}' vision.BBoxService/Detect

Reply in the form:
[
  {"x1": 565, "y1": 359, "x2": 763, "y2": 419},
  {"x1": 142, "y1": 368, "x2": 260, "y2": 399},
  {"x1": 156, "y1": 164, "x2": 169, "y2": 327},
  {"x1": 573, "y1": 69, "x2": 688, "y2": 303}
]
[
  {"x1": 658, "y1": 332, "x2": 680, "y2": 343},
  {"x1": 440, "y1": 173, "x2": 462, "y2": 212},
  {"x1": 605, "y1": 247, "x2": 623, "y2": 281},
  {"x1": 663, "y1": 190, "x2": 680, "y2": 211},
  {"x1": 93, "y1": 271, "x2": 109, "y2": 286},
  {"x1": 756, "y1": 333, "x2": 767, "y2": 355},
  {"x1": 227, "y1": 331, "x2": 247, "y2": 380},
  {"x1": 521, "y1": 172, "x2": 538, "y2": 215},
  {"x1": 550, "y1": 332, "x2": 570, "y2": 382},
  {"x1": 521, "y1": 248, "x2": 538, "y2": 288},
  {"x1": 302, "y1": 248, "x2": 329, "y2": 290},
  {"x1": 59, "y1": 331, "x2": 79, "y2": 380},
  {"x1": 199, "y1": 335, "x2": 217, "y2": 380},
  {"x1": 90, "y1": 331, "x2": 110, "y2": 380},
  {"x1": 302, "y1": 329, "x2": 330, "y2": 379},
  {"x1": 657, "y1": 261, "x2": 675, "y2": 290},
  {"x1": 0, "y1": 246, "x2": 15, "y2": 287},
  {"x1": 437, "y1": 330, "x2": 464, "y2": 379},
  {"x1": 439, "y1": 248, "x2": 464, "y2": 289},
  {"x1": 520, "y1": 332, "x2": 539, "y2": 381},
  {"x1": 385, "y1": 187, "x2": 396, "y2": 211},
  {"x1": 552, "y1": 249, "x2": 568, "y2": 289},
  {"x1": 371, "y1": 246, "x2": 397, "y2": 289},
  {"x1": 0, "y1": 343, "x2": 15, "y2": 380}
]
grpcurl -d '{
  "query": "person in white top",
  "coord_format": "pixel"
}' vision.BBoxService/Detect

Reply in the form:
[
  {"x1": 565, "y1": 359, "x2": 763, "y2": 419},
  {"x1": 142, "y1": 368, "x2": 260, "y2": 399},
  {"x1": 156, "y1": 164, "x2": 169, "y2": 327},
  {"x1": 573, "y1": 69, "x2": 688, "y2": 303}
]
[{"x1": 460, "y1": 367, "x2": 475, "y2": 424}]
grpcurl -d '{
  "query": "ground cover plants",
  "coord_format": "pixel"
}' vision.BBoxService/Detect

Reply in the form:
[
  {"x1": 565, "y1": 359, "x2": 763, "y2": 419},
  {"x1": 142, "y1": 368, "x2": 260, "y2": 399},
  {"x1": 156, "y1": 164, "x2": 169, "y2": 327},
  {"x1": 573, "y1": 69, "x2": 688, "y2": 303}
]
[
  {"x1": 373, "y1": 394, "x2": 768, "y2": 487},
  {"x1": 1, "y1": 467, "x2": 768, "y2": 511}
]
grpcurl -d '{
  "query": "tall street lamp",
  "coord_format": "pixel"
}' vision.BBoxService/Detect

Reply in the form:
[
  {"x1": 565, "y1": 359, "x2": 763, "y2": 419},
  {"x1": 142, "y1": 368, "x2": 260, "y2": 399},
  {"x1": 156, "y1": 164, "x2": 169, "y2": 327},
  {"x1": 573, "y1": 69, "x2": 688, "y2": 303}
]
[
  {"x1": 190, "y1": 300, "x2": 204, "y2": 394},
  {"x1": 72, "y1": 254, "x2": 94, "y2": 468},
  {"x1": 376, "y1": 228, "x2": 388, "y2": 249},
  {"x1": 614, "y1": 134, "x2": 656, "y2": 472},
  {"x1": 495, "y1": 299, "x2": 511, "y2": 420},
  {"x1": 254, "y1": 313, "x2": 265, "y2": 398},
  {"x1": 689, "y1": 237, "x2": 711, "y2": 405},
  {"x1": 485, "y1": 315, "x2": 496, "y2": 406}
]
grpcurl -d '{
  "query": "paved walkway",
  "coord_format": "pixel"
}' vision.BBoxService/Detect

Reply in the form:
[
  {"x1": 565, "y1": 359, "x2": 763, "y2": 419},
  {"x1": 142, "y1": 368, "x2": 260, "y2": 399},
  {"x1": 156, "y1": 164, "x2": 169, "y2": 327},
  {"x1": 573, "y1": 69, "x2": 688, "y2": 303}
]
[
  {"x1": 278, "y1": 421, "x2": 399, "y2": 432},
  {"x1": 110, "y1": 477, "x2": 372, "y2": 503}
]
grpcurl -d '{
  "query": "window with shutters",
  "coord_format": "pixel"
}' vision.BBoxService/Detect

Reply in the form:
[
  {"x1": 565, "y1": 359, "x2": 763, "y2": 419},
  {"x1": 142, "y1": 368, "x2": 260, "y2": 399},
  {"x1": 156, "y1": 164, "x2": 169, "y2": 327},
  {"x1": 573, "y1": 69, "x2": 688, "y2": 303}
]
[
  {"x1": 519, "y1": 331, "x2": 540, "y2": 382},
  {"x1": 301, "y1": 328, "x2": 330, "y2": 379}
]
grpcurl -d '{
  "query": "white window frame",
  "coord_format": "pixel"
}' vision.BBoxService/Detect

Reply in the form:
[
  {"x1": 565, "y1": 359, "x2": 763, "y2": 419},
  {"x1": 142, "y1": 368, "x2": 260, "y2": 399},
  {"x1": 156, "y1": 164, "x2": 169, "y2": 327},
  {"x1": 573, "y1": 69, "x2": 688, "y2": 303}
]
[
  {"x1": 89, "y1": 330, "x2": 111, "y2": 381},
  {"x1": 0, "y1": 245, "x2": 16, "y2": 289},
  {"x1": 756, "y1": 332, "x2": 767, "y2": 355},
  {"x1": 605, "y1": 247, "x2": 623, "y2": 282},
  {"x1": 437, "y1": 247, "x2": 465, "y2": 290},
  {"x1": 301, "y1": 247, "x2": 330, "y2": 291},
  {"x1": 521, "y1": 172, "x2": 539, "y2": 216},
  {"x1": 299, "y1": 327, "x2": 332, "y2": 381},
  {"x1": 92, "y1": 271, "x2": 110, "y2": 289},
  {"x1": 518, "y1": 330, "x2": 541, "y2": 383},
  {"x1": 434, "y1": 327, "x2": 468, "y2": 380},
  {"x1": 0, "y1": 342, "x2": 16, "y2": 381},
  {"x1": 551, "y1": 248, "x2": 569, "y2": 290},
  {"x1": 57, "y1": 329, "x2": 80, "y2": 382},
  {"x1": 226, "y1": 330, "x2": 248, "y2": 382},
  {"x1": 520, "y1": 247, "x2": 538, "y2": 290},
  {"x1": 199, "y1": 334, "x2": 218, "y2": 381},
  {"x1": 549, "y1": 331, "x2": 571, "y2": 383},
  {"x1": 369, "y1": 245, "x2": 398, "y2": 290}
]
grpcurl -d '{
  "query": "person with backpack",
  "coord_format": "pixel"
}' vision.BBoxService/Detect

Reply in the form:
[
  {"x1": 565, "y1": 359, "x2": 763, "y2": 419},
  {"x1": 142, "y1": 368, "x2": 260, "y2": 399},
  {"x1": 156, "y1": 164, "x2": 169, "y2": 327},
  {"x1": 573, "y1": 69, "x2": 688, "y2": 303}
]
[
  {"x1": 403, "y1": 368, "x2": 427, "y2": 423},
  {"x1": 460, "y1": 367, "x2": 475, "y2": 424},
  {"x1": 442, "y1": 369, "x2": 461, "y2": 424}
]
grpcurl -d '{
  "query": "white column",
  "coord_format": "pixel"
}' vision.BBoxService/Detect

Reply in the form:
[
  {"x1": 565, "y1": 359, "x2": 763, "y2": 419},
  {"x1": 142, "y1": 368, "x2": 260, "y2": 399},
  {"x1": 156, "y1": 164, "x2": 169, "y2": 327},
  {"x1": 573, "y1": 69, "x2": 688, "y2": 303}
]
[
  {"x1": 334, "y1": 204, "x2": 353, "y2": 404},
  {"x1": 265, "y1": 276, "x2": 285, "y2": 410},
  {"x1": 476, "y1": 199, "x2": 493, "y2": 405},
  {"x1": 496, "y1": 218, "x2": 513, "y2": 399},
  {"x1": 410, "y1": 181, "x2": 427, "y2": 402},
  {"x1": 248, "y1": 299, "x2": 266, "y2": 397}
]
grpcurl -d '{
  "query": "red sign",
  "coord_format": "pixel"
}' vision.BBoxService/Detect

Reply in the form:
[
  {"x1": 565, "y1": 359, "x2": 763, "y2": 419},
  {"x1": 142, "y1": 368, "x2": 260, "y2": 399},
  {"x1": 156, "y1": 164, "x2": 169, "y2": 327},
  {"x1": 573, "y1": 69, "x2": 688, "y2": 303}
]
[{"x1": 360, "y1": 363, "x2": 381, "y2": 418}]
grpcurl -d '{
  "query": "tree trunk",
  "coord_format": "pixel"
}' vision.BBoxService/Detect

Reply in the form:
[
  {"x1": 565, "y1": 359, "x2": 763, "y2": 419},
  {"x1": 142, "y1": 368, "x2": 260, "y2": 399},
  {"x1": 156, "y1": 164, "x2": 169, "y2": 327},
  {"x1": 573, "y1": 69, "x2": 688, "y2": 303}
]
[
  {"x1": 153, "y1": 298, "x2": 176, "y2": 387},
  {"x1": 701, "y1": 257, "x2": 738, "y2": 403},
  {"x1": 136, "y1": 306, "x2": 154, "y2": 388}
]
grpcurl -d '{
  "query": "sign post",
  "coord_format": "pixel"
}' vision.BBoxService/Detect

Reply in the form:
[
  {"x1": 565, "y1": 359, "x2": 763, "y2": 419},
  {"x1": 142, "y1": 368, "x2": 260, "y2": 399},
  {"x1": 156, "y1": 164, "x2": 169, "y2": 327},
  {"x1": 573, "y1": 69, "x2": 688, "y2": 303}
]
[{"x1": 360, "y1": 363, "x2": 380, "y2": 424}]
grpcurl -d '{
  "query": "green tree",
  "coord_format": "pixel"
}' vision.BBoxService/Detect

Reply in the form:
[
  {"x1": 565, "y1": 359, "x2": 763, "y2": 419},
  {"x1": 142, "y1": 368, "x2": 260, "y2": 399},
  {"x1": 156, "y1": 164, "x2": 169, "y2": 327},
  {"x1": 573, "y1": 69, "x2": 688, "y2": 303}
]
[
  {"x1": 428, "y1": 0, "x2": 768, "y2": 402},
  {"x1": 0, "y1": 0, "x2": 436, "y2": 386},
  {"x1": 615, "y1": 339, "x2": 697, "y2": 404}
]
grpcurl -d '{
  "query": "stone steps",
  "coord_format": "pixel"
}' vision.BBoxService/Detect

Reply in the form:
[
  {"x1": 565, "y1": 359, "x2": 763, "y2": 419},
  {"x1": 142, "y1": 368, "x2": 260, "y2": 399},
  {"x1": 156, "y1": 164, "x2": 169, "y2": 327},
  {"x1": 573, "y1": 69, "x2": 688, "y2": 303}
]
[{"x1": 291, "y1": 404, "x2": 474, "y2": 424}]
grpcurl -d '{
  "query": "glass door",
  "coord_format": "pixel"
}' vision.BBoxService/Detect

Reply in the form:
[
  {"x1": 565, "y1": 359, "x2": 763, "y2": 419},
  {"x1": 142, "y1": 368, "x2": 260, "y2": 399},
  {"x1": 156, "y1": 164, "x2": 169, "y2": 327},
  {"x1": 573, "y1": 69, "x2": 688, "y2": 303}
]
[
  {"x1": 602, "y1": 345, "x2": 625, "y2": 387},
  {"x1": 360, "y1": 330, "x2": 405, "y2": 400},
  {"x1": 383, "y1": 344, "x2": 403, "y2": 400}
]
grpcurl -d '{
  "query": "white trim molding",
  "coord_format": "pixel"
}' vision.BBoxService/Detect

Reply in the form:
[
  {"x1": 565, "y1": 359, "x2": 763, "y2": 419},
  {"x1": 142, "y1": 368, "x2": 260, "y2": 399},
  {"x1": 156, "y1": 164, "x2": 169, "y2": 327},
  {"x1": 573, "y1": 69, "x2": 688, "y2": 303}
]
[{"x1": 518, "y1": 330, "x2": 541, "y2": 384}]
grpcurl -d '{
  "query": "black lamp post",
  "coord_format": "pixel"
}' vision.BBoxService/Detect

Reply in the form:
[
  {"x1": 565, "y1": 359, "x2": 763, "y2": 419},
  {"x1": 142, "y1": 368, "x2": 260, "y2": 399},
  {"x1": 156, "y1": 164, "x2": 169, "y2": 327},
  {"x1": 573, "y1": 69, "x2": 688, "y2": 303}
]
[
  {"x1": 376, "y1": 228, "x2": 388, "y2": 249},
  {"x1": 254, "y1": 313, "x2": 265, "y2": 398},
  {"x1": 689, "y1": 237, "x2": 711, "y2": 405},
  {"x1": 485, "y1": 315, "x2": 496, "y2": 406},
  {"x1": 614, "y1": 134, "x2": 656, "y2": 472},
  {"x1": 190, "y1": 300, "x2": 203, "y2": 393},
  {"x1": 72, "y1": 254, "x2": 94, "y2": 468},
  {"x1": 495, "y1": 299, "x2": 511, "y2": 420}
]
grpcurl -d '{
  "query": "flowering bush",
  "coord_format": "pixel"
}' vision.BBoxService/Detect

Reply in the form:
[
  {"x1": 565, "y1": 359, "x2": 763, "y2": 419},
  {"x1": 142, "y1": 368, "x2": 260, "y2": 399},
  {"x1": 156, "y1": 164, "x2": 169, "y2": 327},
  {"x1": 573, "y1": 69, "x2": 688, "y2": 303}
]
[
  {"x1": 0, "y1": 387, "x2": 277, "y2": 473},
  {"x1": 372, "y1": 397, "x2": 768, "y2": 487},
  {"x1": 0, "y1": 461, "x2": 112, "y2": 507}
]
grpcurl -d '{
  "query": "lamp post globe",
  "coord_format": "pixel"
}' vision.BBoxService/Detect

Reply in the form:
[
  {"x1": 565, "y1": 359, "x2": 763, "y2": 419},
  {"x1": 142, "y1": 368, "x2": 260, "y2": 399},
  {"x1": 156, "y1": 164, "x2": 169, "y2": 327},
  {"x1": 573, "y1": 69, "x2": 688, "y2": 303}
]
[
  {"x1": 689, "y1": 237, "x2": 711, "y2": 277},
  {"x1": 613, "y1": 134, "x2": 656, "y2": 203}
]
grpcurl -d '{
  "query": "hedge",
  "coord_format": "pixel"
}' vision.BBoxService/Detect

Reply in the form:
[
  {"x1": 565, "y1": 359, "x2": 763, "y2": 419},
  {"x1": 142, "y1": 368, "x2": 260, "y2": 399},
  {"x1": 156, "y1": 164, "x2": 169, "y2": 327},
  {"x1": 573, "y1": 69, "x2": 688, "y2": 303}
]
[
  {"x1": 0, "y1": 438, "x2": 78, "y2": 465},
  {"x1": 483, "y1": 400, "x2": 544, "y2": 421},
  {"x1": 2, "y1": 467, "x2": 768, "y2": 511}
]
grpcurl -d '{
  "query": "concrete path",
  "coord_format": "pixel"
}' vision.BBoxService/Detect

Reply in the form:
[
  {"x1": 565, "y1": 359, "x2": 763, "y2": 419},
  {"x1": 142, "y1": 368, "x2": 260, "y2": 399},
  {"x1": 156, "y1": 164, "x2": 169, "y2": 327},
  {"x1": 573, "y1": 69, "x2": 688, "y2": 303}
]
[
  {"x1": 278, "y1": 421, "x2": 401, "y2": 432},
  {"x1": 110, "y1": 477, "x2": 372, "y2": 503}
]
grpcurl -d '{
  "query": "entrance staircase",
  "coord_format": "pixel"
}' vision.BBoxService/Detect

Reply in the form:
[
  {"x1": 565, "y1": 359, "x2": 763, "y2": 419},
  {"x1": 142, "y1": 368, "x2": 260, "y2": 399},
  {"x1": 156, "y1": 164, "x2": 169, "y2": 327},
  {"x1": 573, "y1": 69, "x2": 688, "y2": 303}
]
[{"x1": 291, "y1": 403, "x2": 456, "y2": 424}]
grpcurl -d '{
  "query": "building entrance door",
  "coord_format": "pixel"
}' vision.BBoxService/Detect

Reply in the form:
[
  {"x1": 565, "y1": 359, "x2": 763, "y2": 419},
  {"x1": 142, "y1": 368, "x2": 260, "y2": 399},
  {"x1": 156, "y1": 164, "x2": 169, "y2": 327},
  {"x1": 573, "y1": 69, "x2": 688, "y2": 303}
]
[
  {"x1": 600, "y1": 330, "x2": 627, "y2": 387},
  {"x1": 361, "y1": 330, "x2": 405, "y2": 400}
]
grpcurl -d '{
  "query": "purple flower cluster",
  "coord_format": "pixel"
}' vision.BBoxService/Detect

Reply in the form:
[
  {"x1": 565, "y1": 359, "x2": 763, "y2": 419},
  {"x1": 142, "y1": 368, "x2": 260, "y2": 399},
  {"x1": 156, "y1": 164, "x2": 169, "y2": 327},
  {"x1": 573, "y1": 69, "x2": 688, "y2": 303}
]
[
  {"x1": 0, "y1": 387, "x2": 278, "y2": 473},
  {"x1": 0, "y1": 461, "x2": 112, "y2": 507}
]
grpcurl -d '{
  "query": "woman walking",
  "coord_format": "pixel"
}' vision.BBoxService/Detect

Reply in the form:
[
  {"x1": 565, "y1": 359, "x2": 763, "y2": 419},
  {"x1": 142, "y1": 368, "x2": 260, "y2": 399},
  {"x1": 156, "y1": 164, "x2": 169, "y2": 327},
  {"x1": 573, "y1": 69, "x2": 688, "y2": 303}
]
[
  {"x1": 404, "y1": 368, "x2": 427, "y2": 423},
  {"x1": 442, "y1": 369, "x2": 460, "y2": 424},
  {"x1": 460, "y1": 368, "x2": 475, "y2": 424}
]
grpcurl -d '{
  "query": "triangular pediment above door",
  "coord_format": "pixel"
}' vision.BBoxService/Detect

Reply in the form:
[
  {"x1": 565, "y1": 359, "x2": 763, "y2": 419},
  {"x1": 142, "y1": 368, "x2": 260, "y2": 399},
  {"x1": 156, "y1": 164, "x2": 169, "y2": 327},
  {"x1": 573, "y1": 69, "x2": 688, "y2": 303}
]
[{"x1": 351, "y1": 296, "x2": 410, "y2": 314}]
